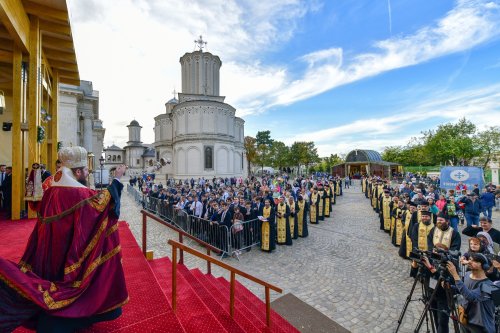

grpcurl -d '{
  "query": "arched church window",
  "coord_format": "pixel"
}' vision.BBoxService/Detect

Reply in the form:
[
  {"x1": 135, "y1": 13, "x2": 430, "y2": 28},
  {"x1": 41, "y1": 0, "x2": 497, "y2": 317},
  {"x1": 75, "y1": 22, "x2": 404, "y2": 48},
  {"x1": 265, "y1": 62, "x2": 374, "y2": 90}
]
[
  {"x1": 107, "y1": 155, "x2": 111, "y2": 161},
  {"x1": 112, "y1": 155, "x2": 116, "y2": 162},
  {"x1": 117, "y1": 155, "x2": 121, "y2": 162},
  {"x1": 204, "y1": 146, "x2": 213, "y2": 170}
]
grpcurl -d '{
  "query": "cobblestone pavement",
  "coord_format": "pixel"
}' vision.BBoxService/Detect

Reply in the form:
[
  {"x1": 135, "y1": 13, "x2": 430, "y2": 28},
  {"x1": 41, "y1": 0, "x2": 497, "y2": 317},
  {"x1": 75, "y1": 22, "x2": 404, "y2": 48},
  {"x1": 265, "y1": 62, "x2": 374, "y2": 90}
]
[{"x1": 119, "y1": 182, "x2": 498, "y2": 333}]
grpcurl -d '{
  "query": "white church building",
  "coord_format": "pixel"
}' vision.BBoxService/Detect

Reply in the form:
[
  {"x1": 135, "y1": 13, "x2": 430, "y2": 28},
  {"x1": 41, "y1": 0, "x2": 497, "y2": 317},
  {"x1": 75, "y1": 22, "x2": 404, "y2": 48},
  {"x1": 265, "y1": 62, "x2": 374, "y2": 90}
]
[{"x1": 106, "y1": 38, "x2": 247, "y2": 180}]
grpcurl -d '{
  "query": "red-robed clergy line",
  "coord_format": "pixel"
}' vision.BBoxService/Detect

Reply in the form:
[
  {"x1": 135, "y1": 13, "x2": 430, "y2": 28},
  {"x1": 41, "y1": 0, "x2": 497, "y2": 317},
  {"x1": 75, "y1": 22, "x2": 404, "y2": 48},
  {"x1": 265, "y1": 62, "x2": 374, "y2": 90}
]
[{"x1": 0, "y1": 184, "x2": 128, "y2": 317}]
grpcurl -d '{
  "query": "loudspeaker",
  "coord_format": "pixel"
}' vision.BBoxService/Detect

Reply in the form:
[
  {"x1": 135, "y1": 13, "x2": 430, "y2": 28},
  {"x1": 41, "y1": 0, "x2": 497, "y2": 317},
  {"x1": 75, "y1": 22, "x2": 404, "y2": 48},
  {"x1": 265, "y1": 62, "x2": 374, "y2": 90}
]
[{"x1": 2, "y1": 122, "x2": 12, "y2": 131}]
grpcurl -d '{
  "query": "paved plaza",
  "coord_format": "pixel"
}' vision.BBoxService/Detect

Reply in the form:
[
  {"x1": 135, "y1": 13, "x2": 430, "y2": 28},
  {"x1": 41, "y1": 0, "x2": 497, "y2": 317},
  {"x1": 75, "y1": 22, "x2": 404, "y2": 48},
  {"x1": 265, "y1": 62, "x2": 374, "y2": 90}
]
[{"x1": 120, "y1": 181, "x2": 499, "y2": 333}]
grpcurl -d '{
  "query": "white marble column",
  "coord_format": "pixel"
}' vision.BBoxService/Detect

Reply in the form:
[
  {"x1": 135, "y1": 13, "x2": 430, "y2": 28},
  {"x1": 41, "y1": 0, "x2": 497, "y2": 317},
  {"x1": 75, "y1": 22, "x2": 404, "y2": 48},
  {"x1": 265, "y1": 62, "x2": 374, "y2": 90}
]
[
  {"x1": 490, "y1": 161, "x2": 499, "y2": 185},
  {"x1": 82, "y1": 112, "x2": 93, "y2": 153}
]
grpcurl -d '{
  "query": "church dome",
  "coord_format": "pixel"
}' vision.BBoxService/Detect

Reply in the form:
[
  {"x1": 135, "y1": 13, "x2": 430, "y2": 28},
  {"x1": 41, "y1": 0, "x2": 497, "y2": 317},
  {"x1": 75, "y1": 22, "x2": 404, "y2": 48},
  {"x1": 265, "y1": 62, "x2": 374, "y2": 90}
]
[
  {"x1": 129, "y1": 120, "x2": 140, "y2": 127},
  {"x1": 166, "y1": 98, "x2": 178, "y2": 105}
]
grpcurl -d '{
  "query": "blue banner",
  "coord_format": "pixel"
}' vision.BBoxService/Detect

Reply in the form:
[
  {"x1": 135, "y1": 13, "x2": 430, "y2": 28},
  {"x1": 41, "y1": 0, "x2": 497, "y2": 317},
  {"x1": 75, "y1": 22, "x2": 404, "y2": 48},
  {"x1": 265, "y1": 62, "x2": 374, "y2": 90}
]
[{"x1": 440, "y1": 166, "x2": 484, "y2": 190}]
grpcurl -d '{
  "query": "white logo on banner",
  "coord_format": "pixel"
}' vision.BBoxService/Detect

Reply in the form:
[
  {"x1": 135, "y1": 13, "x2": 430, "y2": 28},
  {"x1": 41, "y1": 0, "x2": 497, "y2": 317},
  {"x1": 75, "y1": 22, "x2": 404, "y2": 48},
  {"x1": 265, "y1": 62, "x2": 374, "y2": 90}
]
[{"x1": 450, "y1": 170, "x2": 470, "y2": 181}]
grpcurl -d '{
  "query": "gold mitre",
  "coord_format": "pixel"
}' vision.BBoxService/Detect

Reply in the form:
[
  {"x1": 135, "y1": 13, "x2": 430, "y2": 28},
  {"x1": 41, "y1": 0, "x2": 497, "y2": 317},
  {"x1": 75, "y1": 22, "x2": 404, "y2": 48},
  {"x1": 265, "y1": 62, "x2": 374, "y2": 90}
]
[{"x1": 58, "y1": 146, "x2": 88, "y2": 169}]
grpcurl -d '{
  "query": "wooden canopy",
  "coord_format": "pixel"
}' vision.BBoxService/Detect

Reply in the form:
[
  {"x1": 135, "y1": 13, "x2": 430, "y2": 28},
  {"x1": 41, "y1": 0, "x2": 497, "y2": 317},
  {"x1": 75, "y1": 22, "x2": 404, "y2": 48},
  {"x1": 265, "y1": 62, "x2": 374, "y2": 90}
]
[{"x1": 0, "y1": 0, "x2": 80, "y2": 219}]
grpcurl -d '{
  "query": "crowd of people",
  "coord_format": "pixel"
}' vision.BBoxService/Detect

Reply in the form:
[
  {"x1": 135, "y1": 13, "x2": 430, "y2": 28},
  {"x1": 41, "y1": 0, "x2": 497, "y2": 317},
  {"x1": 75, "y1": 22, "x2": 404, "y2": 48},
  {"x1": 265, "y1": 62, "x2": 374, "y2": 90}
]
[
  {"x1": 132, "y1": 174, "x2": 346, "y2": 256},
  {"x1": 363, "y1": 176, "x2": 499, "y2": 333}
]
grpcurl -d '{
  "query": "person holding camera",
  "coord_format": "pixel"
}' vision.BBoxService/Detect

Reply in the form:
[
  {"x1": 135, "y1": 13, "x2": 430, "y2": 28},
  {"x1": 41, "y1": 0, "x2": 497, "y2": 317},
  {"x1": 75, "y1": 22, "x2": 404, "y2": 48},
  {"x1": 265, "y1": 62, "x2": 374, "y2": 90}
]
[
  {"x1": 421, "y1": 213, "x2": 461, "y2": 333},
  {"x1": 447, "y1": 253, "x2": 496, "y2": 333}
]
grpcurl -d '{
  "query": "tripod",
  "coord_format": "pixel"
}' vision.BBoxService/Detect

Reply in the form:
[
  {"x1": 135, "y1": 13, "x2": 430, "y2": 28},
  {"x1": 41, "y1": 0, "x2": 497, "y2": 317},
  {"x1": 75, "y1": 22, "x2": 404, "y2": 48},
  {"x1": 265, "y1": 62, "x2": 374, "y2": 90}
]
[
  {"x1": 395, "y1": 265, "x2": 436, "y2": 333},
  {"x1": 414, "y1": 272, "x2": 460, "y2": 333}
]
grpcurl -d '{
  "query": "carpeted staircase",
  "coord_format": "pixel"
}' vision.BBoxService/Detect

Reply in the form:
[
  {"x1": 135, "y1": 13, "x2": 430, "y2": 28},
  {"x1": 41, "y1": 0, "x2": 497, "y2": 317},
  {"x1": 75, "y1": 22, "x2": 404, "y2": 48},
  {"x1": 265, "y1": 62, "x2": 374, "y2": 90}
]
[
  {"x1": 3, "y1": 220, "x2": 298, "y2": 333},
  {"x1": 149, "y1": 257, "x2": 299, "y2": 333}
]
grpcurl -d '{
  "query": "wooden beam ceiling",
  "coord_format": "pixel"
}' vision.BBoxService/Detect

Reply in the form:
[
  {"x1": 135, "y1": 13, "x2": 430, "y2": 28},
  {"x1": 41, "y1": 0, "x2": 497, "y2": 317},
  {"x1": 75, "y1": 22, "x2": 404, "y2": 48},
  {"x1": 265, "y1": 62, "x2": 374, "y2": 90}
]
[
  {"x1": 0, "y1": 0, "x2": 30, "y2": 52},
  {"x1": 23, "y1": 1, "x2": 69, "y2": 23},
  {"x1": 39, "y1": 18, "x2": 70, "y2": 37}
]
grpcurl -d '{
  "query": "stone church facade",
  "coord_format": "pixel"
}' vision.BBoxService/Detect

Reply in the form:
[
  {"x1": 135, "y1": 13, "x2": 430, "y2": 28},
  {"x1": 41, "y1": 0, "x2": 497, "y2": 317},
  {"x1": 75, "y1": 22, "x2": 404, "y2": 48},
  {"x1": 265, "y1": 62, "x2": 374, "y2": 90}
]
[
  {"x1": 153, "y1": 47, "x2": 247, "y2": 179},
  {"x1": 103, "y1": 43, "x2": 246, "y2": 180}
]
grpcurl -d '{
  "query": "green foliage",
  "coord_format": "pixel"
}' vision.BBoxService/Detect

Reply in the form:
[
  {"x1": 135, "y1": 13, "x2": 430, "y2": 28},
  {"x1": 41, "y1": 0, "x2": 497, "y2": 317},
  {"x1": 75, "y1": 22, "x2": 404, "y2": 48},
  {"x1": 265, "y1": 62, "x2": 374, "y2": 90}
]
[
  {"x1": 244, "y1": 136, "x2": 257, "y2": 177},
  {"x1": 475, "y1": 126, "x2": 500, "y2": 169},
  {"x1": 255, "y1": 130, "x2": 274, "y2": 173},
  {"x1": 255, "y1": 130, "x2": 273, "y2": 146},
  {"x1": 268, "y1": 141, "x2": 290, "y2": 169},
  {"x1": 381, "y1": 118, "x2": 500, "y2": 168},
  {"x1": 422, "y1": 118, "x2": 477, "y2": 165},
  {"x1": 316, "y1": 154, "x2": 344, "y2": 174}
]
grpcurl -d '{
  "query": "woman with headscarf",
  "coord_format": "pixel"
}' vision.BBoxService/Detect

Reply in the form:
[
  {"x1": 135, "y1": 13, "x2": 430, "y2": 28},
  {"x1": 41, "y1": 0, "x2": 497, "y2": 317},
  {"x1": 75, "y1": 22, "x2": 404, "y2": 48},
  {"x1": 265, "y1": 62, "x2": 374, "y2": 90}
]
[{"x1": 476, "y1": 231, "x2": 498, "y2": 254}]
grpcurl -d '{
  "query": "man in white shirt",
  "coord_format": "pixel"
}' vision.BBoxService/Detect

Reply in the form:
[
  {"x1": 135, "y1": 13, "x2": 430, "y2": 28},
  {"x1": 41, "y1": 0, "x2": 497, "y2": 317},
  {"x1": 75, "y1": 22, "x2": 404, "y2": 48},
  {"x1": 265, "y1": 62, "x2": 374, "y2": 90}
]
[{"x1": 190, "y1": 195, "x2": 203, "y2": 218}]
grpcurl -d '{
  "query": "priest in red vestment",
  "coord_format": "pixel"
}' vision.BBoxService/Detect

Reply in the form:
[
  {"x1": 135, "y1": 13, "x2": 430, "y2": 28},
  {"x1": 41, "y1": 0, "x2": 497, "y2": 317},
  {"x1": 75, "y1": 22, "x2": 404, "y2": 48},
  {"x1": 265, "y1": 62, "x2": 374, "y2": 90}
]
[{"x1": 0, "y1": 146, "x2": 128, "y2": 333}]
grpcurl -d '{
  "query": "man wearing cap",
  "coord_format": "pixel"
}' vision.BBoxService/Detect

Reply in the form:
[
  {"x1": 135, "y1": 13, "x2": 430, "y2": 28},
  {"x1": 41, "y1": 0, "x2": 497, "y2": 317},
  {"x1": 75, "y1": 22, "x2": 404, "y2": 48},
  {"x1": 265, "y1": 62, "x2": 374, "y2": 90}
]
[
  {"x1": 399, "y1": 201, "x2": 418, "y2": 259},
  {"x1": 309, "y1": 187, "x2": 319, "y2": 224},
  {"x1": 0, "y1": 146, "x2": 128, "y2": 332},
  {"x1": 427, "y1": 213, "x2": 461, "y2": 253},
  {"x1": 419, "y1": 213, "x2": 461, "y2": 333},
  {"x1": 296, "y1": 195, "x2": 308, "y2": 238},
  {"x1": 275, "y1": 196, "x2": 292, "y2": 246},
  {"x1": 258, "y1": 198, "x2": 276, "y2": 252},
  {"x1": 391, "y1": 199, "x2": 406, "y2": 247},
  {"x1": 379, "y1": 190, "x2": 392, "y2": 232},
  {"x1": 411, "y1": 210, "x2": 435, "y2": 252}
]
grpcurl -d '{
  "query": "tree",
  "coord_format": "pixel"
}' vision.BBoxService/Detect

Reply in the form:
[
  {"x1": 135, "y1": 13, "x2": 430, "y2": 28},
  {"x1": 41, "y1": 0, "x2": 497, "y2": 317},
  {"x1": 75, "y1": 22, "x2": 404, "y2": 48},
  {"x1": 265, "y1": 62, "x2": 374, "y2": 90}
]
[
  {"x1": 475, "y1": 126, "x2": 500, "y2": 169},
  {"x1": 268, "y1": 141, "x2": 290, "y2": 170},
  {"x1": 255, "y1": 130, "x2": 274, "y2": 173},
  {"x1": 244, "y1": 136, "x2": 257, "y2": 177},
  {"x1": 289, "y1": 142, "x2": 307, "y2": 175},
  {"x1": 422, "y1": 118, "x2": 478, "y2": 166},
  {"x1": 302, "y1": 142, "x2": 320, "y2": 174}
]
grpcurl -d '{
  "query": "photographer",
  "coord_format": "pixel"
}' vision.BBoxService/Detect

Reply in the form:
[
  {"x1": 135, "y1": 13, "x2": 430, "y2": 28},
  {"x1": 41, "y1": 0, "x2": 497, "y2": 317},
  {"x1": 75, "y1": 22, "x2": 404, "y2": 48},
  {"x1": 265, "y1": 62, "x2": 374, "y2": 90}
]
[
  {"x1": 423, "y1": 213, "x2": 461, "y2": 333},
  {"x1": 446, "y1": 254, "x2": 496, "y2": 333}
]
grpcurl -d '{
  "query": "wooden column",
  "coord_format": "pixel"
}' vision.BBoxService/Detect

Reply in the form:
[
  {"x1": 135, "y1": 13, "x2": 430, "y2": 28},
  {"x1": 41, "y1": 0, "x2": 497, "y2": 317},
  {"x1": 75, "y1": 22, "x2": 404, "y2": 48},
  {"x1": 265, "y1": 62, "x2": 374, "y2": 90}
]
[
  {"x1": 27, "y1": 16, "x2": 40, "y2": 219},
  {"x1": 48, "y1": 71, "x2": 59, "y2": 172},
  {"x1": 11, "y1": 45, "x2": 23, "y2": 220}
]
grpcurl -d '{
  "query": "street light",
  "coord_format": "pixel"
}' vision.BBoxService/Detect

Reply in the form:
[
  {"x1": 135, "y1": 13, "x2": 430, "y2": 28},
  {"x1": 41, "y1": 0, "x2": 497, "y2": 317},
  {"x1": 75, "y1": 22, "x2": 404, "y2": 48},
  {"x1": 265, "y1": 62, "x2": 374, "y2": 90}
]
[
  {"x1": 87, "y1": 152, "x2": 95, "y2": 189},
  {"x1": 99, "y1": 154, "x2": 105, "y2": 189}
]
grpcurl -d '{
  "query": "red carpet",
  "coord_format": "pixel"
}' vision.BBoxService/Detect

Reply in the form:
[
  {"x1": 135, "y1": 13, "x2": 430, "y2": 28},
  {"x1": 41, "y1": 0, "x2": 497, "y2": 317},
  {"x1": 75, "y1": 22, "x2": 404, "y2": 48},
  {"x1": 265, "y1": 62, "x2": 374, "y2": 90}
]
[
  {"x1": 1, "y1": 218, "x2": 299, "y2": 332},
  {"x1": 150, "y1": 258, "x2": 300, "y2": 333},
  {"x1": 0, "y1": 220, "x2": 184, "y2": 333},
  {"x1": 0, "y1": 219, "x2": 36, "y2": 262}
]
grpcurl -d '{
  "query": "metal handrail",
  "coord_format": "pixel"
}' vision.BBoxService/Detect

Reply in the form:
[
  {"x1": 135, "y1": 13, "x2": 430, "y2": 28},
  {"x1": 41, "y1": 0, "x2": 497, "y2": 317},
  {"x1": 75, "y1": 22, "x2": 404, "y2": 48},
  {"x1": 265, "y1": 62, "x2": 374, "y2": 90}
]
[
  {"x1": 141, "y1": 209, "x2": 221, "y2": 274},
  {"x1": 168, "y1": 239, "x2": 282, "y2": 327}
]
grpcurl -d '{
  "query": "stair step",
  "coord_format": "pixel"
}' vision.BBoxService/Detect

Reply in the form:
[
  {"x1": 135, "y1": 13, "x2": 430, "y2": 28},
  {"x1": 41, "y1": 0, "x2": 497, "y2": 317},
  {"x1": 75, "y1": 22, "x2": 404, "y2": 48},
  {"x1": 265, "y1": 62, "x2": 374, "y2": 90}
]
[
  {"x1": 177, "y1": 265, "x2": 248, "y2": 333},
  {"x1": 215, "y1": 276, "x2": 298, "y2": 333},
  {"x1": 198, "y1": 272, "x2": 288, "y2": 333},
  {"x1": 150, "y1": 258, "x2": 228, "y2": 333},
  {"x1": 190, "y1": 268, "x2": 264, "y2": 332}
]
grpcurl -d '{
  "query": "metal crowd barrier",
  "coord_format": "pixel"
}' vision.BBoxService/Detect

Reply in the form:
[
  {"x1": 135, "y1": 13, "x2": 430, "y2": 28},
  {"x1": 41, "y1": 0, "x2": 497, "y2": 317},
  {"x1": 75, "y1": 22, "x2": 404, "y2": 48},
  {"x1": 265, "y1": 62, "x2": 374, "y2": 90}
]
[{"x1": 127, "y1": 185, "x2": 261, "y2": 258}]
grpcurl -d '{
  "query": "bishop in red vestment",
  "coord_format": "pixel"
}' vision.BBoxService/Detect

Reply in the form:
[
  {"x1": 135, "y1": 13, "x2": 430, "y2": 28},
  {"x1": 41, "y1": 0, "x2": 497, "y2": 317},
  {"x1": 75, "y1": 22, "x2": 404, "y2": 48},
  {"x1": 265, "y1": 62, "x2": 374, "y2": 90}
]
[{"x1": 0, "y1": 146, "x2": 128, "y2": 333}]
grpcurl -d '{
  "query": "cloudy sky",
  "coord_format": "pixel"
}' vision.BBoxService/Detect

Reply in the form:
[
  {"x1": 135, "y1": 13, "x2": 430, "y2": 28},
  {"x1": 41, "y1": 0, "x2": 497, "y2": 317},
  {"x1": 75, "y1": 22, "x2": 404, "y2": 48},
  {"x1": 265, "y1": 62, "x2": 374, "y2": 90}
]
[{"x1": 67, "y1": 0, "x2": 500, "y2": 156}]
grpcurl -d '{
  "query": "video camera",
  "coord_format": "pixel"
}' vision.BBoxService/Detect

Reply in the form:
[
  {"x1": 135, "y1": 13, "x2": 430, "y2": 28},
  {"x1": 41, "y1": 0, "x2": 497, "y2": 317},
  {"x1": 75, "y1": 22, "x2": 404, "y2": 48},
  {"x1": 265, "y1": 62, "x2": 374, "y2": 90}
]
[{"x1": 409, "y1": 248, "x2": 460, "y2": 282}]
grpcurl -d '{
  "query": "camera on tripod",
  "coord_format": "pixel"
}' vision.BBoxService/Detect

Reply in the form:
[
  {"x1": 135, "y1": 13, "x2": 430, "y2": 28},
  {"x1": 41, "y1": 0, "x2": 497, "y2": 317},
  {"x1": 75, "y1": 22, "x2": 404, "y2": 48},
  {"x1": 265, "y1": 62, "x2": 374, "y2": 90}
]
[{"x1": 409, "y1": 248, "x2": 460, "y2": 282}]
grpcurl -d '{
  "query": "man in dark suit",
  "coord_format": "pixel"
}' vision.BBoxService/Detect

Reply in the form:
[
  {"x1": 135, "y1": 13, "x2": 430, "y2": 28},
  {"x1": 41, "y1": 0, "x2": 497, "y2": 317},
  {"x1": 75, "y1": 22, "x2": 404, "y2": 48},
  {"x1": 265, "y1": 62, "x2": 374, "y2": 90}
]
[
  {"x1": 40, "y1": 164, "x2": 51, "y2": 182},
  {"x1": 0, "y1": 164, "x2": 5, "y2": 210},
  {"x1": 217, "y1": 201, "x2": 232, "y2": 256},
  {"x1": 1, "y1": 167, "x2": 12, "y2": 218}
]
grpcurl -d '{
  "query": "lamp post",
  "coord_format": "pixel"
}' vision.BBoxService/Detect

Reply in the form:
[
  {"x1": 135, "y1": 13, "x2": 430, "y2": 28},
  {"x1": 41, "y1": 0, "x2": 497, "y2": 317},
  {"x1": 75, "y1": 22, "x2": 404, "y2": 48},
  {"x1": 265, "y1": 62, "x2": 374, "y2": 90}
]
[
  {"x1": 99, "y1": 154, "x2": 105, "y2": 190},
  {"x1": 87, "y1": 152, "x2": 95, "y2": 189}
]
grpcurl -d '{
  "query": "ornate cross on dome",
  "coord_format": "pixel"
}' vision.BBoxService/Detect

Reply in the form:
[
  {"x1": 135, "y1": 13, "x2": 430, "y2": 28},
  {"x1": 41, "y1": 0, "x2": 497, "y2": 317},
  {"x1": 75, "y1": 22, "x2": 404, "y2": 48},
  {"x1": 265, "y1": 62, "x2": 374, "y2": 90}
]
[{"x1": 194, "y1": 35, "x2": 207, "y2": 51}]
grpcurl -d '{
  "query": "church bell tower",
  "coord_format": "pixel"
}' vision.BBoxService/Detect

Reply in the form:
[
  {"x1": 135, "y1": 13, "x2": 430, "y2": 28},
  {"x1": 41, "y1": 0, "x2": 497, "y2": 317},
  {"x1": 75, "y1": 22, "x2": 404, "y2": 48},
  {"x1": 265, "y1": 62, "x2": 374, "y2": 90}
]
[{"x1": 179, "y1": 36, "x2": 221, "y2": 96}]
